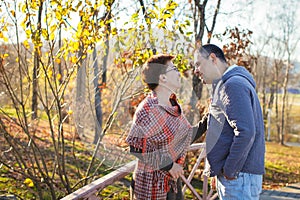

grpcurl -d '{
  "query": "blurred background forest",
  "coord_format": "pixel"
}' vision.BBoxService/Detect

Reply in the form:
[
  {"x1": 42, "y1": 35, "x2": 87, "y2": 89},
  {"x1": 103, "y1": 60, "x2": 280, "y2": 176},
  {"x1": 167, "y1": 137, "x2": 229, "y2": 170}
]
[{"x1": 0, "y1": 0, "x2": 300, "y2": 199}]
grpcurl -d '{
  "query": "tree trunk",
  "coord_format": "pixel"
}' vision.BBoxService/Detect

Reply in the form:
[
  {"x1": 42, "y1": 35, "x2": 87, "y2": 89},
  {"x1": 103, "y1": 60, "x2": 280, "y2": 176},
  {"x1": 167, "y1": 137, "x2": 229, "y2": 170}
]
[
  {"x1": 75, "y1": 50, "x2": 86, "y2": 138},
  {"x1": 280, "y1": 59, "x2": 291, "y2": 145},
  {"x1": 92, "y1": 10, "x2": 111, "y2": 144},
  {"x1": 58, "y1": 26, "x2": 68, "y2": 123},
  {"x1": 262, "y1": 60, "x2": 267, "y2": 133},
  {"x1": 31, "y1": 52, "x2": 39, "y2": 120},
  {"x1": 92, "y1": 49, "x2": 102, "y2": 145},
  {"x1": 31, "y1": 2, "x2": 43, "y2": 120},
  {"x1": 190, "y1": 0, "x2": 221, "y2": 123},
  {"x1": 275, "y1": 62, "x2": 280, "y2": 142}
]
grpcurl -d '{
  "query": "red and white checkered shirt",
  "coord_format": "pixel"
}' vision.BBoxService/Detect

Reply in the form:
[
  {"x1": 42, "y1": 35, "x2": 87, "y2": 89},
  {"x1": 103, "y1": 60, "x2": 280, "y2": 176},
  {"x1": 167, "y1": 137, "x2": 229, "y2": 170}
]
[{"x1": 126, "y1": 92, "x2": 193, "y2": 199}]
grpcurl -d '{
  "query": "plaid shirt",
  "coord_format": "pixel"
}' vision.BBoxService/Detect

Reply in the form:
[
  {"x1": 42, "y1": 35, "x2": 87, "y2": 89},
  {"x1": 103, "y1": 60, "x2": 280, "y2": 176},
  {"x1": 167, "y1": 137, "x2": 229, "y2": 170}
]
[{"x1": 126, "y1": 92, "x2": 193, "y2": 199}]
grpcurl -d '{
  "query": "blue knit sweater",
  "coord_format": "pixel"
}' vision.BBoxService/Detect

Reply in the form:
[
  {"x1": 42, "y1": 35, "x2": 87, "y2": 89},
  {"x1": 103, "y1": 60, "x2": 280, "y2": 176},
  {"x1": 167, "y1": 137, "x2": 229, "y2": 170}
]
[{"x1": 206, "y1": 65, "x2": 265, "y2": 178}]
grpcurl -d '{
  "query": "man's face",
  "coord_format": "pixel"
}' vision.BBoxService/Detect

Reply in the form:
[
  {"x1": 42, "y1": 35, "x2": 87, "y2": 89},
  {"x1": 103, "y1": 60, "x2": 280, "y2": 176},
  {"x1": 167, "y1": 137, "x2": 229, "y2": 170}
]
[{"x1": 193, "y1": 50, "x2": 216, "y2": 84}]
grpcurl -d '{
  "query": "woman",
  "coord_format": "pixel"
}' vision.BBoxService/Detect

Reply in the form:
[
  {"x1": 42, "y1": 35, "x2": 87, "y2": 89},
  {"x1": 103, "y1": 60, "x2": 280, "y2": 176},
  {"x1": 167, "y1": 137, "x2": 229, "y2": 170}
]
[{"x1": 126, "y1": 54, "x2": 207, "y2": 200}]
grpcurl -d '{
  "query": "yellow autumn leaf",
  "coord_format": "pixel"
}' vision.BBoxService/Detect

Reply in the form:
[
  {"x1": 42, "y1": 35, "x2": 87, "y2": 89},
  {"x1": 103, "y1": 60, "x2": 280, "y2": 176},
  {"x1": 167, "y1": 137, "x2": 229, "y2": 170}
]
[
  {"x1": 103, "y1": 99, "x2": 108, "y2": 105},
  {"x1": 24, "y1": 178, "x2": 34, "y2": 187},
  {"x1": 87, "y1": 49, "x2": 93, "y2": 54},
  {"x1": 24, "y1": 178, "x2": 31, "y2": 184},
  {"x1": 42, "y1": 28, "x2": 48, "y2": 39},
  {"x1": 10, "y1": 10, "x2": 16, "y2": 17},
  {"x1": 71, "y1": 42, "x2": 79, "y2": 52},
  {"x1": 67, "y1": 110, "x2": 73, "y2": 115},
  {"x1": 55, "y1": 58, "x2": 61, "y2": 64},
  {"x1": 21, "y1": 4, "x2": 26, "y2": 13},
  {"x1": 25, "y1": 29, "x2": 31, "y2": 37},
  {"x1": 50, "y1": 25, "x2": 56, "y2": 33},
  {"x1": 47, "y1": 69, "x2": 53, "y2": 78},
  {"x1": 20, "y1": 20, "x2": 26, "y2": 29},
  {"x1": 56, "y1": 73, "x2": 62, "y2": 80},
  {"x1": 62, "y1": 8, "x2": 68, "y2": 16},
  {"x1": 55, "y1": 11, "x2": 62, "y2": 21},
  {"x1": 86, "y1": 0, "x2": 92, "y2": 6},
  {"x1": 23, "y1": 40, "x2": 30, "y2": 49},
  {"x1": 0, "y1": 32, "x2": 7, "y2": 42},
  {"x1": 70, "y1": 56, "x2": 77, "y2": 63},
  {"x1": 49, "y1": 32, "x2": 55, "y2": 41},
  {"x1": 50, "y1": 1, "x2": 56, "y2": 6},
  {"x1": 28, "y1": 181, "x2": 34, "y2": 187},
  {"x1": 2, "y1": 26, "x2": 8, "y2": 32},
  {"x1": 111, "y1": 27, "x2": 118, "y2": 35},
  {"x1": 30, "y1": 1, "x2": 37, "y2": 9},
  {"x1": 3, "y1": 36, "x2": 8, "y2": 42}
]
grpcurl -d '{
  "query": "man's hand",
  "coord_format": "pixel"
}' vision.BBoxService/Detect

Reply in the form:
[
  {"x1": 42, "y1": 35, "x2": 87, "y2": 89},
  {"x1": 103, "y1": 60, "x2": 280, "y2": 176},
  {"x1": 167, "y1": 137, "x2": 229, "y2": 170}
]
[
  {"x1": 169, "y1": 163, "x2": 184, "y2": 179},
  {"x1": 222, "y1": 169, "x2": 237, "y2": 180},
  {"x1": 223, "y1": 173, "x2": 237, "y2": 180}
]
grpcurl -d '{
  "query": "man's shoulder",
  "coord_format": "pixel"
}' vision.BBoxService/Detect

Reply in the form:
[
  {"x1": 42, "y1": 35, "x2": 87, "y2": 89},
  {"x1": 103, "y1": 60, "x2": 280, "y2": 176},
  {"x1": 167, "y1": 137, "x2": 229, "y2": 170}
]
[{"x1": 222, "y1": 75, "x2": 250, "y2": 89}]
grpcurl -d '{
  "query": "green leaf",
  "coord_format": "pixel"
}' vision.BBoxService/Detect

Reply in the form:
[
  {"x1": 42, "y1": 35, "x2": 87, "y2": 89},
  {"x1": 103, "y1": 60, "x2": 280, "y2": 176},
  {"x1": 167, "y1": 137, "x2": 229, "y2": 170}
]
[{"x1": 186, "y1": 32, "x2": 193, "y2": 36}]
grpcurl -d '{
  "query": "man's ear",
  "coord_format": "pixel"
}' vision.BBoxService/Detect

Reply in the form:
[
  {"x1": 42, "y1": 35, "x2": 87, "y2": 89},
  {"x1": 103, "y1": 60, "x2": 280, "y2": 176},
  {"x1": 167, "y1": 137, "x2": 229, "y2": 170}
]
[{"x1": 210, "y1": 53, "x2": 218, "y2": 63}]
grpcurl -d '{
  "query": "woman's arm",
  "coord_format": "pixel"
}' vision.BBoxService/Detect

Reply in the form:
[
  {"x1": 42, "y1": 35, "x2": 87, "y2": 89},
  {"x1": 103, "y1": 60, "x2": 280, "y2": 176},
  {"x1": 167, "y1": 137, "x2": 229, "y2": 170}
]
[{"x1": 129, "y1": 145, "x2": 174, "y2": 171}]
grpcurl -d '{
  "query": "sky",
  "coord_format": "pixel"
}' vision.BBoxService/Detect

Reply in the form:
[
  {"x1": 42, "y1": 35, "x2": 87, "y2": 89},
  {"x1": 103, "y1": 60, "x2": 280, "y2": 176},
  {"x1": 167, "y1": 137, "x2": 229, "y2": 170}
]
[
  {"x1": 113, "y1": 0, "x2": 300, "y2": 62},
  {"x1": 1, "y1": 0, "x2": 299, "y2": 61},
  {"x1": 215, "y1": 0, "x2": 300, "y2": 62}
]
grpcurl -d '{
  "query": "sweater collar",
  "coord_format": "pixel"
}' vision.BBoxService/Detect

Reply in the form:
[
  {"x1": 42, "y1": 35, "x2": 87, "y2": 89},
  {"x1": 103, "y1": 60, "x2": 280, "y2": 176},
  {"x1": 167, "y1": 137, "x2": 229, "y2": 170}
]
[{"x1": 150, "y1": 91, "x2": 181, "y2": 116}]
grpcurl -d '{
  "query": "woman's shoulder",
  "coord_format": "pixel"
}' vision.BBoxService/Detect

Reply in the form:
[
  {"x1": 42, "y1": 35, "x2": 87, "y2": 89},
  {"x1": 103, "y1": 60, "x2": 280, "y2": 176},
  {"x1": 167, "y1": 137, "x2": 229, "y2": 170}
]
[{"x1": 134, "y1": 96, "x2": 158, "y2": 119}]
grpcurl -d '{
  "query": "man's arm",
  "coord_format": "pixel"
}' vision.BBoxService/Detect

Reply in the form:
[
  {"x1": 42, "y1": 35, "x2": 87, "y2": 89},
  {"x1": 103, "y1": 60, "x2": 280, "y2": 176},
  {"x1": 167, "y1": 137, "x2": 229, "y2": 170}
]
[
  {"x1": 222, "y1": 80, "x2": 256, "y2": 179},
  {"x1": 191, "y1": 113, "x2": 208, "y2": 143}
]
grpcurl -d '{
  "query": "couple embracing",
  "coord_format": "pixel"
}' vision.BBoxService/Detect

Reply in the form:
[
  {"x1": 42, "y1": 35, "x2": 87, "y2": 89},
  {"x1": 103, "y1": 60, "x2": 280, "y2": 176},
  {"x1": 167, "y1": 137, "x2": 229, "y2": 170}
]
[{"x1": 126, "y1": 44, "x2": 265, "y2": 200}]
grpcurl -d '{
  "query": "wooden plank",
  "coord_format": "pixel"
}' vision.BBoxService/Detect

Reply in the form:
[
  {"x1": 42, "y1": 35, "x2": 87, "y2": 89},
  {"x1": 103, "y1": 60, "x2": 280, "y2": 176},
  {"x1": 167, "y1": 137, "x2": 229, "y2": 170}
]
[
  {"x1": 182, "y1": 148, "x2": 206, "y2": 193},
  {"x1": 87, "y1": 194, "x2": 100, "y2": 200},
  {"x1": 61, "y1": 143, "x2": 206, "y2": 199},
  {"x1": 189, "y1": 143, "x2": 206, "y2": 151},
  {"x1": 202, "y1": 175, "x2": 208, "y2": 199},
  {"x1": 61, "y1": 160, "x2": 136, "y2": 200},
  {"x1": 180, "y1": 174, "x2": 202, "y2": 200}
]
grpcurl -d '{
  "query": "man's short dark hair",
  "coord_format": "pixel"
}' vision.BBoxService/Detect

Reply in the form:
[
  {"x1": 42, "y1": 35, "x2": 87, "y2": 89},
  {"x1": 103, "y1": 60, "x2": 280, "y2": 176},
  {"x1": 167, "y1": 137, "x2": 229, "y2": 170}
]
[
  {"x1": 199, "y1": 44, "x2": 227, "y2": 63},
  {"x1": 142, "y1": 54, "x2": 175, "y2": 90}
]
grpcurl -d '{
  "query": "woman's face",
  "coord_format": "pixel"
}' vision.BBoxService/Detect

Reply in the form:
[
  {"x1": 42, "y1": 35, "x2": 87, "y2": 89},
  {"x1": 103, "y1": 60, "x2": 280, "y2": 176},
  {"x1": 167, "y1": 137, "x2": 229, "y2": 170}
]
[{"x1": 164, "y1": 60, "x2": 181, "y2": 90}]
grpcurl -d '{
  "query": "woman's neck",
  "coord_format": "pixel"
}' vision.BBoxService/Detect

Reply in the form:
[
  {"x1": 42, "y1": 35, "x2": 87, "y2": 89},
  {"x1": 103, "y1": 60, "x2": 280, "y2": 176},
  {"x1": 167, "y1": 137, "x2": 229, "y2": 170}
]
[{"x1": 154, "y1": 85, "x2": 173, "y2": 106}]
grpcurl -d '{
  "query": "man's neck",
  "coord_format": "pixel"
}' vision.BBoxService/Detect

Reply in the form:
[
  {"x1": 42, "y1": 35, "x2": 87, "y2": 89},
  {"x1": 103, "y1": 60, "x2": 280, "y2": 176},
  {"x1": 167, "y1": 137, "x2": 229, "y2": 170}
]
[{"x1": 223, "y1": 64, "x2": 237, "y2": 76}]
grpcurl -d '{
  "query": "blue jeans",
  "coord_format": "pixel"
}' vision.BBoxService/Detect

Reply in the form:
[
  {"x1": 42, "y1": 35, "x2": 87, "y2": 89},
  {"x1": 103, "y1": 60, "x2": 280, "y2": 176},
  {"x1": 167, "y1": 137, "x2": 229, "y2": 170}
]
[{"x1": 216, "y1": 172, "x2": 262, "y2": 200}]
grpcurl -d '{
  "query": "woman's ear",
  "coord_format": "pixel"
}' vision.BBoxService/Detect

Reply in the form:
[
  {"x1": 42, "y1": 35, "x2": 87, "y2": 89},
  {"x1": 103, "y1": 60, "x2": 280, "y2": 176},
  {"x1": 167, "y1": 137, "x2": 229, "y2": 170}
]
[{"x1": 159, "y1": 74, "x2": 167, "y2": 83}]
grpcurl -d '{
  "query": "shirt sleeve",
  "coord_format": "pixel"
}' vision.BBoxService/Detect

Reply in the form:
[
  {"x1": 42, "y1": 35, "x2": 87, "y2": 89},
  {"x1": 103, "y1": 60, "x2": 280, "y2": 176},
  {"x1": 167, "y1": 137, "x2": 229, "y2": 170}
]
[
  {"x1": 129, "y1": 145, "x2": 174, "y2": 171},
  {"x1": 191, "y1": 113, "x2": 208, "y2": 143},
  {"x1": 222, "y1": 80, "x2": 256, "y2": 178}
]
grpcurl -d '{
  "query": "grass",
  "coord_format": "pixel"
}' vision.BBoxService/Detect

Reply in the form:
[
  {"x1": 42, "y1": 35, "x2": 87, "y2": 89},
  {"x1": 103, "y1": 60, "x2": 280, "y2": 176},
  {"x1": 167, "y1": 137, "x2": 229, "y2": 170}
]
[
  {"x1": 0, "y1": 118, "x2": 113, "y2": 199},
  {"x1": 1, "y1": 138, "x2": 300, "y2": 199},
  {"x1": 0, "y1": 175, "x2": 35, "y2": 199},
  {"x1": 263, "y1": 142, "x2": 300, "y2": 189},
  {"x1": 1, "y1": 94, "x2": 300, "y2": 199},
  {"x1": 97, "y1": 142, "x2": 300, "y2": 199},
  {"x1": 264, "y1": 93, "x2": 300, "y2": 142}
]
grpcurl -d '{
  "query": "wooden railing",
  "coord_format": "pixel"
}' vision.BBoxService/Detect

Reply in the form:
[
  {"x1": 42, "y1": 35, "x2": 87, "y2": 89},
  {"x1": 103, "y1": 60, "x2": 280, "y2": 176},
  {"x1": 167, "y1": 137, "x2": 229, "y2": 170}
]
[{"x1": 61, "y1": 143, "x2": 218, "y2": 200}]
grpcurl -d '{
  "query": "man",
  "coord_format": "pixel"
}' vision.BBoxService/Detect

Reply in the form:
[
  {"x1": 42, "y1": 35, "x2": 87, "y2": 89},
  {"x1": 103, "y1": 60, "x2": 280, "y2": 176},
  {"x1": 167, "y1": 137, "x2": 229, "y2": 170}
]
[{"x1": 194, "y1": 44, "x2": 265, "y2": 200}]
